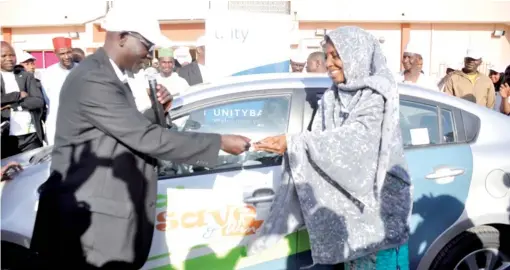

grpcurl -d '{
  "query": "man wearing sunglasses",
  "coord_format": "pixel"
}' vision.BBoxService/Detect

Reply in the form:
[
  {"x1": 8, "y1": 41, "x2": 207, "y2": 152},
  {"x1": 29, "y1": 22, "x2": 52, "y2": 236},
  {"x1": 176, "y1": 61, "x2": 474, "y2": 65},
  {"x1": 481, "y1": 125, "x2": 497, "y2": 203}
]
[
  {"x1": 31, "y1": 5, "x2": 250, "y2": 269},
  {"x1": 443, "y1": 49, "x2": 495, "y2": 109}
]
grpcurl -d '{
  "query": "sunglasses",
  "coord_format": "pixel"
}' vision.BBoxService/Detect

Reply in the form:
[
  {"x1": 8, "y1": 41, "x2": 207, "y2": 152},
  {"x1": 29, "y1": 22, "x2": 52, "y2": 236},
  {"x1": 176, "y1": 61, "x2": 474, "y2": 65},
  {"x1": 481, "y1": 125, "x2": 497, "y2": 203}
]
[{"x1": 124, "y1": 31, "x2": 155, "y2": 54}]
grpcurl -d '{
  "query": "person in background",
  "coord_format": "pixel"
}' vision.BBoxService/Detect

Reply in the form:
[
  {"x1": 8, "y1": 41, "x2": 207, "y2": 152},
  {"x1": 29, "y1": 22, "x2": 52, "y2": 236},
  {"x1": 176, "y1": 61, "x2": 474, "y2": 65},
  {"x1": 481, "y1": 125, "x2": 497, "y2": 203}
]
[
  {"x1": 17, "y1": 51, "x2": 46, "y2": 122},
  {"x1": 489, "y1": 65, "x2": 506, "y2": 93},
  {"x1": 290, "y1": 50, "x2": 306, "y2": 73},
  {"x1": 72, "y1": 47, "x2": 85, "y2": 63},
  {"x1": 443, "y1": 49, "x2": 495, "y2": 109},
  {"x1": 174, "y1": 46, "x2": 191, "y2": 68},
  {"x1": 497, "y1": 65, "x2": 510, "y2": 115},
  {"x1": 41, "y1": 37, "x2": 76, "y2": 145},
  {"x1": 151, "y1": 58, "x2": 159, "y2": 70},
  {"x1": 155, "y1": 47, "x2": 189, "y2": 96},
  {"x1": 17, "y1": 51, "x2": 37, "y2": 73},
  {"x1": 1, "y1": 41, "x2": 46, "y2": 158},
  {"x1": 437, "y1": 63, "x2": 457, "y2": 91},
  {"x1": 306, "y1": 51, "x2": 327, "y2": 73},
  {"x1": 178, "y1": 37, "x2": 208, "y2": 86},
  {"x1": 396, "y1": 41, "x2": 438, "y2": 90}
]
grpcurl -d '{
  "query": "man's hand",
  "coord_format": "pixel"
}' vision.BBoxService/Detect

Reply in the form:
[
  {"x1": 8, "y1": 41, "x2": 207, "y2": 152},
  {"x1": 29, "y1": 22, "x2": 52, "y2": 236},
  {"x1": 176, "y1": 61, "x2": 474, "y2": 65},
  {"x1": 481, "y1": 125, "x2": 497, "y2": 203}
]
[
  {"x1": 500, "y1": 83, "x2": 510, "y2": 98},
  {"x1": 147, "y1": 84, "x2": 173, "y2": 112},
  {"x1": 253, "y1": 135, "x2": 287, "y2": 155},
  {"x1": 220, "y1": 135, "x2": 251, "y2": 155},
  {"x1": 19, "y1": 91, "x2": 28, "y2": 99},
  {"x1": 1, "y1": 162, "x2": 23, "y2": 181}
]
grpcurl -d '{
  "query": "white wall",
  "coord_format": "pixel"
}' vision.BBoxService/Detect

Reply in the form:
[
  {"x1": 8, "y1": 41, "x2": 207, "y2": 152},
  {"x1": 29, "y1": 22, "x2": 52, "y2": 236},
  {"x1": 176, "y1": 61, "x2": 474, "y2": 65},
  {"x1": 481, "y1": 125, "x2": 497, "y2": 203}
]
[
  {"x1": 294, "y1": 0, "x2": 510, "y2": 23},
  {"x1": 410, "y1": 24, "x2": 510, "y2": 79},
  {"x1": 0, "y1": 0, "x2": 106, "y2": 27},
  {"x1": 10, "y1": 25, "x2": 91, "y2": 51},
  {"x1": 297, "y1": 24, "x2": 403, "y2": 73}
]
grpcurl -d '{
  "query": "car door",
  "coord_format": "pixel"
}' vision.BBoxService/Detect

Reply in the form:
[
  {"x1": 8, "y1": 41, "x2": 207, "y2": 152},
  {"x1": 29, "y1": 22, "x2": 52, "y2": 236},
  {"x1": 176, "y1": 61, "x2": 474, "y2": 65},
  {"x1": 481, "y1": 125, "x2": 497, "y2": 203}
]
[
  {"x1": 142, "y1": 90, "x2": 302, "y2": 270},
  {"x1": 399, "y1": 96, "x2": 475, "y2": 270}
]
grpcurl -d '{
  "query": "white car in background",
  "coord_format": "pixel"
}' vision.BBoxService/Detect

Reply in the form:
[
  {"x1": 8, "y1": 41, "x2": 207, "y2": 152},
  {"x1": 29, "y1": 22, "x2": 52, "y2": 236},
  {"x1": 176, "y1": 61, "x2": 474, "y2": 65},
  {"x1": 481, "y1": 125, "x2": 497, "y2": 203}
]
[{"x1": 2, "y1": 73, "x2": 510, "y2": 270}]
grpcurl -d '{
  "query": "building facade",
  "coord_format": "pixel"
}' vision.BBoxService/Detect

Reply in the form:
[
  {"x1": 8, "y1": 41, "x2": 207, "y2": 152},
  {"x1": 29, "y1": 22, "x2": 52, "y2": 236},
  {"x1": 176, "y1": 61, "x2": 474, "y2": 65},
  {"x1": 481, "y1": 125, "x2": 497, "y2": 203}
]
[{"x1": 1, "y1": 0, "x2": 509, "y2": 77}]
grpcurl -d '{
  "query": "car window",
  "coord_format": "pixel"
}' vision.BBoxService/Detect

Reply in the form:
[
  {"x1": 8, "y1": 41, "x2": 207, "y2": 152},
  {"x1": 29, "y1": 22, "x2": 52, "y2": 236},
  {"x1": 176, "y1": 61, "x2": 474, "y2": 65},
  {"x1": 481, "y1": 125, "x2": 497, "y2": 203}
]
[
  {"x1": 400, "y1": 100, "x2": 440, "y2": 147},
  {"x1": 159, "y1": 96, "x2": 291, "y2": 178},
  {"x1": 400, "y1": 100, "x2": 460, "y2": 148},
  {"x1": 441, "y1": 108, "x2": 456, "y2": 143}
]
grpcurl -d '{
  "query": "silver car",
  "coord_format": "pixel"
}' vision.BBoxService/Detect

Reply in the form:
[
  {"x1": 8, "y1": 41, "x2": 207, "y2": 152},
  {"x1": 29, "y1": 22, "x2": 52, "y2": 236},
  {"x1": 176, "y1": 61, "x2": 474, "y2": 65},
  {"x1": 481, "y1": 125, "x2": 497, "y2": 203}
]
[{"x1": 2, "y1": 73, "x2": 510, "y2": 270}]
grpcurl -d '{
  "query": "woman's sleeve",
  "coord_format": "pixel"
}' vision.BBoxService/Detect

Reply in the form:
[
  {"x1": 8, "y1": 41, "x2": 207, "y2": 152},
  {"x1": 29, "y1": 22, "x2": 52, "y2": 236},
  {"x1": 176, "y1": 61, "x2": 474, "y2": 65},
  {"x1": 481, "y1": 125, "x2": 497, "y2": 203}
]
[{"x1": 287, "y1": 90, "x2": 384, "y2": 196}]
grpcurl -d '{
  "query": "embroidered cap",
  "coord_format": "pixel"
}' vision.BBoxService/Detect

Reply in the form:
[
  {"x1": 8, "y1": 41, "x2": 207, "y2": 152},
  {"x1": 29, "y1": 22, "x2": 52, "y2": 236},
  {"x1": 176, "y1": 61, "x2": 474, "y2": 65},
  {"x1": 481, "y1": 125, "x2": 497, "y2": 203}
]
[{"x1": 52, "y1": 37, "x2": 72, "y2": 50}]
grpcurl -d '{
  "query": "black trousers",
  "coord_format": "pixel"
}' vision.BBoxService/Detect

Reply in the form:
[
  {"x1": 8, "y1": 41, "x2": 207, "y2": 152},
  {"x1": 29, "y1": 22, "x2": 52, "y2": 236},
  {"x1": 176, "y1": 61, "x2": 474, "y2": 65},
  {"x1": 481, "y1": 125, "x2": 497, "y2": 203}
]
[{"x1": 1, "y1": 132, "x2": 42, "y2": 158}]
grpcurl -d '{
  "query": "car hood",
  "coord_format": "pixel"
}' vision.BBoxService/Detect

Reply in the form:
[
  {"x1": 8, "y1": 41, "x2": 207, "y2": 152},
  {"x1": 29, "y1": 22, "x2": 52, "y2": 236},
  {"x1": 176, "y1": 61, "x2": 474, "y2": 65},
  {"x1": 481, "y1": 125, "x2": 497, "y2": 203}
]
[{"x1": 0, "y1": 146, "x2": 53, "y2": 198}]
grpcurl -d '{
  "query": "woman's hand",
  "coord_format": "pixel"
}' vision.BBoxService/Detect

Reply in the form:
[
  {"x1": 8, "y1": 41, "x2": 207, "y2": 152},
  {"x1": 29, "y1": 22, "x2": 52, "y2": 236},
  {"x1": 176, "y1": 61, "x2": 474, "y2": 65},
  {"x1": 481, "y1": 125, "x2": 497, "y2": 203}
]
[{"x1": 253, "y1": 135, "x2": 287, "y2": 155}]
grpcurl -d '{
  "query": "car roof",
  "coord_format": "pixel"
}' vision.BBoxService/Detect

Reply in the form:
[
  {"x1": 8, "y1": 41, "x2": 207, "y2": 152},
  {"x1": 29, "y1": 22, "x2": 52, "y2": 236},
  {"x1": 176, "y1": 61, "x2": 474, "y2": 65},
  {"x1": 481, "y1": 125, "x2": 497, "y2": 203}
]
[{"x1": 172, "y1": 73, "x2": 497, "y2": 118}]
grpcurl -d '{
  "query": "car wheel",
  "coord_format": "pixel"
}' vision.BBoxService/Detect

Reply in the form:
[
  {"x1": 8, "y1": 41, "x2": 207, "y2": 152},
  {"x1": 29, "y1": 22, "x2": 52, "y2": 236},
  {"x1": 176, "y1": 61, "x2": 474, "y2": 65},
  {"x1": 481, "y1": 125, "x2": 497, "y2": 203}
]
[
  {"x1": 429, "y1": 225, "x2": 510, "y2": 270},
  {"x1": 0, "y1": 242, "x2": 36, "y2": 270}
]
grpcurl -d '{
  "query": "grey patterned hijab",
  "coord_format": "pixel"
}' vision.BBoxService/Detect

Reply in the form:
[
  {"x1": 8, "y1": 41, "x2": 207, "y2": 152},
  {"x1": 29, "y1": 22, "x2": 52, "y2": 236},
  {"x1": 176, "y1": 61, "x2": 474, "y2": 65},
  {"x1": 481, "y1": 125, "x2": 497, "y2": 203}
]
[{"x1": 248, "y1": 27, "x2": 412, "y2": 265}]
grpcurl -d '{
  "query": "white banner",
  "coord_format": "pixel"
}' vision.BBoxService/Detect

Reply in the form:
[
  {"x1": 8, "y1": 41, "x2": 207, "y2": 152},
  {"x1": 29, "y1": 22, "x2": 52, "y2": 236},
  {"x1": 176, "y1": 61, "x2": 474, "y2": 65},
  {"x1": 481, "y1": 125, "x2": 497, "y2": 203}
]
[{"x1": 205, "y1": 10, "x2": 292, "y2": 77}]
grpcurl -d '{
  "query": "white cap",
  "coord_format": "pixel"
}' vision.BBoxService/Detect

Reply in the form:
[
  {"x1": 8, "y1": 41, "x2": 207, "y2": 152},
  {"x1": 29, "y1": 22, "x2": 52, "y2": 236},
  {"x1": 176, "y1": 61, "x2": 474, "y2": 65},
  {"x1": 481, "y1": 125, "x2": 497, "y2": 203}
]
[
  {"x1": 466, "y1": 48, "x2": 482, "y2": 59},
  {"x1": 290, "y1": 50, "x2": 307, "y2": 63},
  {"x1": 16, "y1": 51, "x2": 36, "y2": 64},
  {"x1": 488, "y1": 63, "x2": 506, "y2": 73},
  {"x1": 196, "y1": 36, "x2": 206, "y2": 48},
  {"x1": 101, "y1": 5, "x2": 171, "y2": 47},
  {"x1": 174, "y1": 46, "x2": 192, "y2": 64},
  {"x1": 404, "y1": 41, "x2": 421, "y2": 55}
]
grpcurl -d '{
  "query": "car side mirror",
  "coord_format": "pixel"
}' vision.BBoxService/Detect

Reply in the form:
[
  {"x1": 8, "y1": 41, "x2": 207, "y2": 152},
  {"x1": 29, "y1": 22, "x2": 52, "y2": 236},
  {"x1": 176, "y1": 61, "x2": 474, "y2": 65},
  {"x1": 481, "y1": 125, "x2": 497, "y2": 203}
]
[{"x1": 183, "y1": 119, "x2": 201, "y2": 131}]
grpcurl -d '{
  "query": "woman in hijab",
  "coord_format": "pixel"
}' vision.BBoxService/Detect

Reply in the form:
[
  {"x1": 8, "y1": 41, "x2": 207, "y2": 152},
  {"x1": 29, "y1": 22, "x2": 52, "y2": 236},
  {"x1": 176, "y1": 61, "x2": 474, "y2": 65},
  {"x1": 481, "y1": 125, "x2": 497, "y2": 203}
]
[{"x1": 250, "y1": 27, "x2": 412, "y2": 269}]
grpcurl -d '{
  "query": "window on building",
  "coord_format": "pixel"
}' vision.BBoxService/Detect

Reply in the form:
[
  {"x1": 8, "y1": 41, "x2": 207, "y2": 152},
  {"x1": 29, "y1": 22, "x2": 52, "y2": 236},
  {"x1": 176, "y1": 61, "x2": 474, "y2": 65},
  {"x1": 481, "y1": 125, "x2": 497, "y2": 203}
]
[{"x1": 27, "y1": 50, "x2": 59, "y2": 69}]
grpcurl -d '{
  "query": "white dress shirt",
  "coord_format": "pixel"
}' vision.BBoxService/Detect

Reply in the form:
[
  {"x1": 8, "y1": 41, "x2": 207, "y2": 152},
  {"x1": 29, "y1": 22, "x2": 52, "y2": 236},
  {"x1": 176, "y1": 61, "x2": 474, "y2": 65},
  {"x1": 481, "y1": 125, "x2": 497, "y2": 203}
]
[
  {"x1": 395, "y1": 71, "x2": 440, "y2": 91},
  {"x1": 41, "y1": 63, "x2": 74, "y2": 145},
  {"x1": 1, "y1": 71, "x2": 35, "y2": 136},
  {"x1": 156, "y1": 72, "x2": 189, "y2": 96}
]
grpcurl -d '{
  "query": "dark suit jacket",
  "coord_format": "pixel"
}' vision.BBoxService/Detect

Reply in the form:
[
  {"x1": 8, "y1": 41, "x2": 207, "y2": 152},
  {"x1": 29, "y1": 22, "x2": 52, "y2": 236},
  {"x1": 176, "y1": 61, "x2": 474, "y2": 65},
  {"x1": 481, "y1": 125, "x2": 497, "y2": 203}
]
[
  {"x1": 0, "y1": 70, "x2": 45, "y2": 142},
  {"x1": 31, "y1": 48, "x2": 221, "y2": 269},
  {"x1": 177, "y1": 61, "x2": 203, "y2": 86}
]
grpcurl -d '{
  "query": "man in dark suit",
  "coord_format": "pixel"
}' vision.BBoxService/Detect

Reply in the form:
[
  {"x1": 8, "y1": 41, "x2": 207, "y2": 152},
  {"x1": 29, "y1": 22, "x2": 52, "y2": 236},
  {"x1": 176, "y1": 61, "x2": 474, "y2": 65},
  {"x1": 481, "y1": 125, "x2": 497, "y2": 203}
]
[
  {"x1": 1, "y1": 41, "x2": 46, "y2": 158},
  {"x1": 177, "y1": 36, "x2": 207, "y2": 86},
  {"x1": 30, "y1": 6, "x2": 250, "y2": 269}
]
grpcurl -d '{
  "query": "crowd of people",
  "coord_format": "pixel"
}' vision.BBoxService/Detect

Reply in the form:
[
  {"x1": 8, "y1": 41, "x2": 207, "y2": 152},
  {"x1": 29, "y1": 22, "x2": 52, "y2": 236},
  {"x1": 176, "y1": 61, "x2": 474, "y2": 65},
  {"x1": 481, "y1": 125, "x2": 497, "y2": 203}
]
[
  {"x1": 2, "y1": 28, "x2": 508, "y2": 160},
  {"x1": 290, "y1": 42, "x2": 510, "y2": 115}
]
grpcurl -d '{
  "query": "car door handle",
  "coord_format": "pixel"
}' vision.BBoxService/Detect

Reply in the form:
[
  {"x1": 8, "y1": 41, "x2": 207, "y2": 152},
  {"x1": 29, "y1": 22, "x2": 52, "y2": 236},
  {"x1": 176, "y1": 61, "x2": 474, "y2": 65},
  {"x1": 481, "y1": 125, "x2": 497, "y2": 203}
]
[
  {"x1": 425, "y1": 168, "x2": 465, "y2": 180},
  {"x1": 244, "y1": 195, "x2": 275, "y2": 204},
  {"x1": 244, "y1": 188, "x2": 275, "y2": 204}
]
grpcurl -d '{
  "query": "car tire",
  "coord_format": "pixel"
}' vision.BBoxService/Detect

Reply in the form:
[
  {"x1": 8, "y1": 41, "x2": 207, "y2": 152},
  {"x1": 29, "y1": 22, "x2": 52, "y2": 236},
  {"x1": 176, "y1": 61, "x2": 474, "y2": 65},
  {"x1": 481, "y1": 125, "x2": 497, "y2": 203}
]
[
  {"x1": 0, "y1": 242, "x2": 35, "y2": 270},
  {"x1": 429, "y1": 225, "x2": 510, "y2": 270}
]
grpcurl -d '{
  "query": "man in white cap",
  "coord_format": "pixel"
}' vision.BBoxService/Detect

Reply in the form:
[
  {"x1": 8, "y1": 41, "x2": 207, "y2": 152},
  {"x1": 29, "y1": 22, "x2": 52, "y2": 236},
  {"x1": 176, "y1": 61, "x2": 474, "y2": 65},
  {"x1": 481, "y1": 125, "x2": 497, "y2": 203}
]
[
  {"x1": 396, "y1": 41, "x2": 438, "y2": 91},
  {"x1": 178, "y1": 36, "x2": 208, "y2": 86},
  {"x1": 31, "y1": 5, "x2": 250, "y2": 269},
  {"x1": 290, "y1": 50, "x2": 307, "y2": 73},
  {"x1": 443, "y1": 49, "x2": 495, "y2": 108},
  {"x1": 17, "y1": 51, "x2": 37, "y2": 73}
]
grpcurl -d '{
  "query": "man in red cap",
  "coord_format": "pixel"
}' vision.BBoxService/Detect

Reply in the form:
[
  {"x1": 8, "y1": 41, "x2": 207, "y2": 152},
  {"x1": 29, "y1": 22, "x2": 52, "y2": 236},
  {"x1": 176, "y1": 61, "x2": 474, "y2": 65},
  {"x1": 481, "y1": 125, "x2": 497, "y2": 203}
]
[{"x1": 41, "y1": 37, "x2": 76, "y2": 145}]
